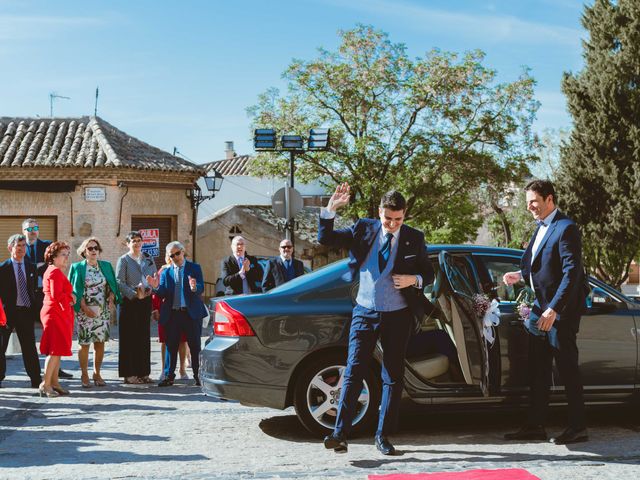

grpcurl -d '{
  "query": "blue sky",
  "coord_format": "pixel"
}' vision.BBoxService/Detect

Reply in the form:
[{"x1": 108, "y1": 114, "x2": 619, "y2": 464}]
[{"x1": 0, "y1": 0, "x2": 586, "y2": 165}]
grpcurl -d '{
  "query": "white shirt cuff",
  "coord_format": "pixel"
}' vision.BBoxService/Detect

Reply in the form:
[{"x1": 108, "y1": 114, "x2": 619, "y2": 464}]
[
  {"x1": 320, "y1": 207, "x2": 336, "y2": 219},
  {"x1": 414, "y1": 275, "x2": 422, "y2": 289}
]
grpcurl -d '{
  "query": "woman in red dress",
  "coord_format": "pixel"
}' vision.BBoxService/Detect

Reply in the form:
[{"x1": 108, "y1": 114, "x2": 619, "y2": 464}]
[{"x1": 40, "y1": 241, "x2": 75, "y2": 397}]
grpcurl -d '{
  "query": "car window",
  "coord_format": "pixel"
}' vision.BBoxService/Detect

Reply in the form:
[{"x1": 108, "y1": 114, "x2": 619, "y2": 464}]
[
  {"x1": 475, "y1": 255, "x2": 524, "y2": 302},
  {"x1": 442, "y1": 253, "x2": 478, "y2": 297},
  {"x1": 589, "y1": 285, "x2": 618, "y2": 305}
]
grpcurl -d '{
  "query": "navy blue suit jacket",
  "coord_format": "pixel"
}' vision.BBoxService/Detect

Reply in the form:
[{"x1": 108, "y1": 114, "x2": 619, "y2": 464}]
[
  {"x1": 24, "y1": 238, "x2": 51, "y2": 279},
  {"x1": 520, "y1": 211, "x2": 588, "y2": 327},
  {"x1": 261, "y1": 257, "x2": 305, "y2": 292},
  {"x1": 154, "y1": 260, "x2": 208, "y2": 326},
  {"x1": 318, "y1": 216, "x2": 434, "y2": 324}
]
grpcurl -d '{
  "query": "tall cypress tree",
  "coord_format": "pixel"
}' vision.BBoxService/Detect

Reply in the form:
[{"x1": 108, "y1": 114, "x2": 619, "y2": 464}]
[{"x1": 558, "y1": 0, "x2": 640, "y2": 288}]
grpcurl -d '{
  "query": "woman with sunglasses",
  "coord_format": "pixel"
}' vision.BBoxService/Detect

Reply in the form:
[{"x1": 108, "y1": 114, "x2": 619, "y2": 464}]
[
  {"x1": 69, "y1": 237, "x2": 122, "y2": 388},
  {"x1": 39, "y1": 241, "x2": 75, "y2": 397},
  {"x1": 116, "y1": 231, "x2": 157, "y2": 384}
]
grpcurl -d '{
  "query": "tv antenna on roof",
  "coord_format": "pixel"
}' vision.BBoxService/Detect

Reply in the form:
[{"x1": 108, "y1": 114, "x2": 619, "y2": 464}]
[{"x1": 49, "y1": 92, "x2": 70, "y2": 117}]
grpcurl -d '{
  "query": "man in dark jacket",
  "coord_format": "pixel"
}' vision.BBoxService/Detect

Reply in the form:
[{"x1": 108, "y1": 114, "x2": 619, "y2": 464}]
[
  {"x1": 503, "y1": 179, "x2": 589, "y2": 445},
  {"x1": 0, "y1": 234, "x2": 42, "y2": 388},
  {"x1": 319, "y1": 183, "x2": 434, "y2": 456},
  {"x1": 221, "y1": 236, "x2": 263, "y2": 295},
  {"x1": 261, "y1": 239, "x2": 305, "y2": 292}
]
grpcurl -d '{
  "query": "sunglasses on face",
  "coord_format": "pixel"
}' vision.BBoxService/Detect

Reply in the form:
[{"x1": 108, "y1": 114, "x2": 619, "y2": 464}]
[
  {"x1": 280, "y1": 245, "x2": 293, "y2": 249},
  {"x1": 24, "y1": 226, "x2": 39, "y2": 232},
  {"x1": 169, "y1": 251, "x2": 183, "y2": 259},
  {"x1": 86, "y1": 246, "x2": 100, "y2": 252}
]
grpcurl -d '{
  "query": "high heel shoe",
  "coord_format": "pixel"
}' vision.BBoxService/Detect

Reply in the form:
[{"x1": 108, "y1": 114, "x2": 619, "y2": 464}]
[
  {"x1": 92, "y1": 374, "x2": 107, "y2": 387},
  {"x1": 38, "y1": 386, "x2": 59, "y2": 398},
  {"x1": 52, "y1": 385, "x2": 70, "y2": 395},
  {"x1": 81, "y1": 375, "x2": 91, "y2": 388}
]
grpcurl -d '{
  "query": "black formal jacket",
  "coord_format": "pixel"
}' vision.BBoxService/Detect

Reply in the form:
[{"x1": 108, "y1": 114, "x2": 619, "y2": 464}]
[
  {"x1": 0, "y1": 259, "x2": 38, "y2": 324},
  {"x1": 221, "y1": 254, "x2": 264, "y2": 295},
  {"x1": 318, "y1": 216, "x2": 434, "y2": 325},
  {"x1": 261, "y1": 257, "x2": 305, "y2": 292},
  {"x1": 24, "y1": 238, "x2": 52, "y2": 280}
]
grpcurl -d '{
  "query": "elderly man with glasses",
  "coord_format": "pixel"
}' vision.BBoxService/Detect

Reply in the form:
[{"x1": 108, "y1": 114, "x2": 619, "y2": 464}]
[
  {"x1": 147, "y1": 241, "x2": 207, "y2": 387},
  {"x1": 261, "y1": 239, "x2": 305, "y2": 292}
]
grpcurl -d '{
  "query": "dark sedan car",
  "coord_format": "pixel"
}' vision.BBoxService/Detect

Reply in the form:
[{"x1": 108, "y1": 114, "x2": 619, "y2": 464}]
[{"x1": 200, "y1": 245, "x2": 639, "y2": 436}]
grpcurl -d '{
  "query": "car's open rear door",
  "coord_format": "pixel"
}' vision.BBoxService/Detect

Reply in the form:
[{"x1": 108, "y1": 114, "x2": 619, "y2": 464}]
[{"x1": 437, "y1": 250, "x2": 490, "y2": 396}]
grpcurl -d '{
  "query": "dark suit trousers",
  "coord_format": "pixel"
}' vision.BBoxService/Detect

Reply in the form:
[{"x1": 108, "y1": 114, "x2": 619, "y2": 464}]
[
  {"x1": 335, "y1": 306, "x2": 413, "y2": 437},
  {"x1": 163, "y1": 310, "x2": 202, "y2": 380},
  {"x1": 118, "y1": 297, "x2": 151, "y2": 378},
  {"x1": 527, "y1": 322, "x2": 585, "y2": 430},
  {"x1": 0, "y1": 307, "x2": 42, "y2": 383}
]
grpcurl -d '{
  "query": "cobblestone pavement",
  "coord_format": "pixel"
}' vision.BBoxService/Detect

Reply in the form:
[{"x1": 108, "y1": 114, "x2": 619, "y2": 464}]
[{"x1": 1, "y1": 336, "x2": 639, "y2": 480}]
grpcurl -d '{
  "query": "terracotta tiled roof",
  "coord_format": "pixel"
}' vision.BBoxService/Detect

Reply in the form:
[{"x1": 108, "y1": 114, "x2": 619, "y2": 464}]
[
  {"x1": 0, "y1": 116, "x2": 203, "y2": 173},
  {"x1": 203, "y1": 155, "x2": 252, "y2": 176}
]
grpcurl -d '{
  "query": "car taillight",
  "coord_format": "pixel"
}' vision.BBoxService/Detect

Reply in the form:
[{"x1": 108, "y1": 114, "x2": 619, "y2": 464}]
[{"x1": 214, "y1": 301, "x2": 255, "y2": 337}]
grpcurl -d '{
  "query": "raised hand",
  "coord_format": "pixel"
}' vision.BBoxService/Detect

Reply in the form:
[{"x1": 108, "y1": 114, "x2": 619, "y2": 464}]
[
  {"x1": 188, "y1": 275, "x2": 197, "y2": 291},
  {"x1": 327, "y1": 182, "x2": 351, "y2": 212},
  {"x1": 502, "y1": 271, "x2": 522, "y2": 286},
  {"x1": 241, "y1": 258, "x2": 251, "y2": 273}
]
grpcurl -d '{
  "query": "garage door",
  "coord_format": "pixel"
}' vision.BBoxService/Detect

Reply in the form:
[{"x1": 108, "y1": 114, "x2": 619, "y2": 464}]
[
  {"x1": 131, "y1": 216, "x2": 176, "y2": 269},
  {"x1": 0, "y1": 216, "x2": 57, "y2": 261}
]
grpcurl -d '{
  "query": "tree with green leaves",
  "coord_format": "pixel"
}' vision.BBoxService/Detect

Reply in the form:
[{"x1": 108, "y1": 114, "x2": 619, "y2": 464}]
[
  {"x1": 558, "y1": 0, "x2": 640, "y2": 287},
  {"x1": 248, "y1": 25, "x2": 539, "y2": 243}
]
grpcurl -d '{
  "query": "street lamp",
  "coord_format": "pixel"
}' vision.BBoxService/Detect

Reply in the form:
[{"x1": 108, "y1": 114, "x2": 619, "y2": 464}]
[
  {"x1": 253, "y1": 128, "x2": 331, "y2": 245},
  {"x1": 187, "y1": 169, "x2": 224, "y2": 262}
]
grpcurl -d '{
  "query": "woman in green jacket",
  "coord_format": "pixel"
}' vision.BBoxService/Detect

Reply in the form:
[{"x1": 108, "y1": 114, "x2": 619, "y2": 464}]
[{"x1": 69, "y1": 237, "x2": 122, "y2": 388}]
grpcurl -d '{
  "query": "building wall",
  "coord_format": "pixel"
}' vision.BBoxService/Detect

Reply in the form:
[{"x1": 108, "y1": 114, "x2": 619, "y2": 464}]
[
  {"x1": 0, "y1": 181, "x2": 194, "y2": 267},
  {"x1": 197, "y1": 207, "x2": 317, "y2": 286}
]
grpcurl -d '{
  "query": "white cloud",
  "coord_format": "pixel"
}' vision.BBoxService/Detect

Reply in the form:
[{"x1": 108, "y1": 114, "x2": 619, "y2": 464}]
[
  {"x1": 0, "y1": 14, "x2": 103, "y2": 41},
  {"x1": 321, "y1": 0, "x2": 583, "y2": 48}
]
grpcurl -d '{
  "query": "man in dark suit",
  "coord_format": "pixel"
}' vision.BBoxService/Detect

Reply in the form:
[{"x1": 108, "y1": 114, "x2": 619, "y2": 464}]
[
  {"x1": 261, "y1": 239, "x2": 305, "y2": 292},
  {"x1": 503, "y1": 179, "x2": 589, "y2": 445},
  {"x1": 0, "y1": 234, "x2": 42, "y2": 388},
  {"x1": 319, "y1": 183, "x2": 434, "y2": 455},
  {"x1": 149, "y1": 241, "x2": 208, "y2": 387},
  {"x1": 221, "y1": 236, "x2": 263, "y2": 295},
  {"x1": 22, "y1": 218, "x2": 73, "y2": 380}
]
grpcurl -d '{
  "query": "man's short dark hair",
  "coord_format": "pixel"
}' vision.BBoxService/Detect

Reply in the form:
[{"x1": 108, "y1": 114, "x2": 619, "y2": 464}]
[
  {"x1": 525, "y1": 179, "x2": 556, "y2": 203},
  {"x1": 379, "y1": 190, "x2": 406, "y2": 211}
]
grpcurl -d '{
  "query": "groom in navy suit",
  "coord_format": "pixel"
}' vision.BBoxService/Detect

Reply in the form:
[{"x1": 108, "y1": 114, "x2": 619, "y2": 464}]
[
  {"x1": 149, "y1": 241, "x2": 207, "y2": 387},
  {"x1": 504, "y1": 180, "x2": 589, "y2": 445},
  {"x1": 319, "y1": 183, "x2": 434, "y2": 455}
]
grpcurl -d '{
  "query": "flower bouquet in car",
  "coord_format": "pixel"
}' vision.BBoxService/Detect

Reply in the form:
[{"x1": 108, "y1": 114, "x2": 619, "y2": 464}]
[
  {"x1": 515, "y1": 287, "x2": 535, "y2": 323},
  {"x1": 472, "y1": 293, "x2": 500, "y2": 345}
]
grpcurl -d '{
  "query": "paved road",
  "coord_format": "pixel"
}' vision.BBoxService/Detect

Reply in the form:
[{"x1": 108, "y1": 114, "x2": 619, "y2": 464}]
[{"x1": 1, "y1": 336, "x2": 639, "y2": 480}]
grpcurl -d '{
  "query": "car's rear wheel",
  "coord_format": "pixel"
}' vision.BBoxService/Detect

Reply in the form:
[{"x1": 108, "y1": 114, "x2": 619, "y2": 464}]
[{"x1": 293, "y1": 352, "x2": 380, "y2": 437}]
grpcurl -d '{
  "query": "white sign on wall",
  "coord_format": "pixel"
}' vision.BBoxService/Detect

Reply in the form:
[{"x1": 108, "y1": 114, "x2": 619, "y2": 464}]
[{"x1": 84, "y1": 187, "x2": 106, "y2": 202}]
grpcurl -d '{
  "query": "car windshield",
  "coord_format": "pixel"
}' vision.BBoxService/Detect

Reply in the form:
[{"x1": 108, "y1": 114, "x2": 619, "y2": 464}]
[{"x1": 265, "y1": 258, "x2": 350, "y2": 294}]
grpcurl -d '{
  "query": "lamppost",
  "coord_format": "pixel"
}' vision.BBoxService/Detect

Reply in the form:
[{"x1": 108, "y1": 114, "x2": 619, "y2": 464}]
[
  {"x1": 254, "y1": 128, "x2": 330, "y2": 246},
  {"x1": 188, "y1": 170, "x2": 224, "y2": 260}
]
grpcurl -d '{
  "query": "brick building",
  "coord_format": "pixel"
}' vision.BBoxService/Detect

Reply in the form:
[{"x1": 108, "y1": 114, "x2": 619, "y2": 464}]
[{"x1": 0, "y1": 116, "x2": 204, "y2": 267}]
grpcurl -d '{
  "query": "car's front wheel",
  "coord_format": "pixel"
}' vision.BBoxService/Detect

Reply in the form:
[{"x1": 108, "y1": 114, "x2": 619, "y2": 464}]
[{"x1": 293, "y1": 352, "x2": 381, "y2": 437}]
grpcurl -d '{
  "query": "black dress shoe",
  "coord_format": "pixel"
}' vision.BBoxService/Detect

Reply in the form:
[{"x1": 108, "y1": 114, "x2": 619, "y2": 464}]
[
  {"x1": 194, "y1": 378, "x2": 201, "y2": 387},
  {"x1": 504, "y1": 424, "x2": 547, "y2": 441},
  {"x1": 375, "y1": 435, "x2": 396, "y2": 455},
  {"x1": 158, "y1": 377, "x2": 174, "y2": 387},
  {"x1": 551, "y1": 427, "x2": 589, "y2": 445},
  {"x1": 323, "y1": 433, "x2": 348, "y2": 454},
  {"x1": 58, "y1": 369, "x2": 73, "y2": 379}
]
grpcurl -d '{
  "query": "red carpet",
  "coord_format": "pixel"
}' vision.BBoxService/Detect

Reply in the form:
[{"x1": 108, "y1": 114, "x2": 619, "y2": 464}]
[{"x1": 369, "y1": 469, "x2": 540, "y2": 480}]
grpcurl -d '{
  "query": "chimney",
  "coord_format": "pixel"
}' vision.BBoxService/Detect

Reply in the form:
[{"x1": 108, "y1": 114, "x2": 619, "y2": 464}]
[{"x1": 225, "y1": 141, "x2": 235, "y2": 159}]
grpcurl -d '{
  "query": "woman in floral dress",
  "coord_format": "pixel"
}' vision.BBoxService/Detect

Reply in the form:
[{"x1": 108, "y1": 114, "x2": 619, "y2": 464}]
[{"x1": 69, "y1": 237, "x2": 122, "y2": 388}]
